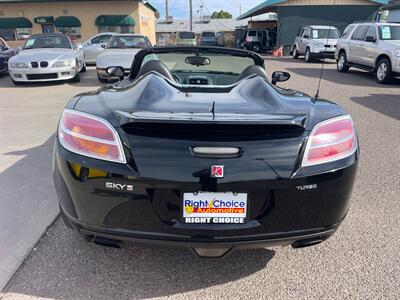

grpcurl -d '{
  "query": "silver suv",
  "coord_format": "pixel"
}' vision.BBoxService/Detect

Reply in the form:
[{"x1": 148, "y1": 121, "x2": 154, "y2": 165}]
[
  {"x1": 335, "y1": 22, "x2": 400, "y2": 84},
  {"x1": 292, "y1": 25, "x2": 340, "y2": 62}
]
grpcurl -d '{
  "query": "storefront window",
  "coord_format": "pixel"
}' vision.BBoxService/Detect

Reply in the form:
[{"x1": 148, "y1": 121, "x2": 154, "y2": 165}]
[
  {"x1": 56, "y1": 27, "x2": 81, "y2": 39},
  {"x1": 0, "y1": 28, "x2": 15, "y2": 40},
  {"x1": 16, "y1": 28, "x2": 32, "y2": 40},
  {"x1": 0, "y1": 28, "x2": 31, "y2": 40},
  {"x1": 98, "y1": 25, "x2": 134, "y2": 34}
]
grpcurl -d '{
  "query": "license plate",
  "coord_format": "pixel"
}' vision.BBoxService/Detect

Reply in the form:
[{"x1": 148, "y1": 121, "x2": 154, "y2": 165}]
[{"x1": 183, "y1": 192, "x2": 247, "y2": 224}]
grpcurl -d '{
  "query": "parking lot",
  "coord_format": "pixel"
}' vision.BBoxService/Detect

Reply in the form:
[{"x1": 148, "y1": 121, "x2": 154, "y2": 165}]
[{"x1": 0, "y1": 58, "x2": 399, "y2": 299}]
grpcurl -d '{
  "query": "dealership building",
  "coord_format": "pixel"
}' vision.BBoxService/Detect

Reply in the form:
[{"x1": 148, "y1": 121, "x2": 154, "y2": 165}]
[{"x1": 0, "y1": 0, "x2": 158, "y2": 46}]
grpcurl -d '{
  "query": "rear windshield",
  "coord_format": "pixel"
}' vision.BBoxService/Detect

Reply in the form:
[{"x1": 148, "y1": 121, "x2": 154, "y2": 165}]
[
  {"x1": 202, "y1": 32, "x2": 216, "y2": 37},
  {"x1": 23, "y1": 35, "x2": 71, "y2": 49},
  {"x1": 141, "y1": 52, "x2": 258, "y2": 86},
  {"x1": 379, "y1": 25, "x2": 400, "y2": 40},
  {"x1": 312, "y1": 29, "x2": 340, "y2": 39},
  {"x1": 248, "y1": 31, "x2": 257, "y2": 37},
  {"x1": 178, "y1": 32, "x2": 195, "y2": 39},
  {"x1": 107, "y1": 36, "x2": 148, "y2": 49}
]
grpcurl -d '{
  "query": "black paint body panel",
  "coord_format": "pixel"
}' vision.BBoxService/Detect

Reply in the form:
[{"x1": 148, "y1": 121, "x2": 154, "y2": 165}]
[{"x1": 54, "y1": 48, "x2": 358, "y2": 249}]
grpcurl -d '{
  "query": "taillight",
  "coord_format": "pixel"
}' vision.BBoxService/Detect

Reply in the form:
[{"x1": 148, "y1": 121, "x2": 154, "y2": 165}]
[
  {"x1": 302, "y1": 115, "x2": 357, "y2": 167},
  {"x1": 58, "y1": 109, "x2": 126, "y2": 163}
]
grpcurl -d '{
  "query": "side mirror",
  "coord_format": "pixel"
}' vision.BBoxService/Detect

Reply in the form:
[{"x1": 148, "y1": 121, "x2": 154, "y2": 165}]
[
  {"x1": 101, "y1": 44, "x2": 106, "y2": 49},
  {"x1": 271, "y1": 71, "x2": 290, "y2": 85},
  {"x1": 303, "y1": 35, "x2": 310, "y2": 39},
  {"x1": 77, "y1": 43, "x2": 83, "y2": 49},
  {"x1": 365, "y1": 36, "x2": 376, "y2": 43},
  {"x1": 106, "y1": 66, "x2": 125, "y2": 81}
]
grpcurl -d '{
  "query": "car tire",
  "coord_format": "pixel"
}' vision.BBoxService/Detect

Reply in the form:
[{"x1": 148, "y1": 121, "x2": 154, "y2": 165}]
[
  {"x1": 292, "y1": 46, "x2": 299, "y2": 59},
  {"x1": 305, "y1": 48, "x2": 312, "y2": 62},
  {"x1": 11, "y1": 79, "x2": 23, "y2": 86},
  {"x1": 251, "y1": 43, "x2": 261, "y2": 53},
  {"x1": 81, "y1": 62, "x2": 86, "y2": 73},
  {"x1": 337, "y1": 52, "x2": 350, "y2": 73},
  {"x1": 376, "y1": 58, "x2": 393, "y2": 84},
  {"x1": 97, "y1": 74, "x2": 108, "y2": 83}
]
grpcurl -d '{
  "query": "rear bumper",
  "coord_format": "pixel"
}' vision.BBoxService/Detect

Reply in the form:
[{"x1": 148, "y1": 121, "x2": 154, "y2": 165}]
[
  {"x1": 53, "y1": 138, "x2": 358, "y2": 252},
  {"x1": 62, "y1": 203, "x2": 339, "y2": 250}
]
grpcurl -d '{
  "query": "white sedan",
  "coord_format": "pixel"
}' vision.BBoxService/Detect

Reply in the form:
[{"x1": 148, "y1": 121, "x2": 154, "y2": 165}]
[
  {"x1": 8, "y1": 34, "x2": 85, "y2": 85},
  {"x1": 96, "y1": 34, "x2": 151, "y2": 82}
]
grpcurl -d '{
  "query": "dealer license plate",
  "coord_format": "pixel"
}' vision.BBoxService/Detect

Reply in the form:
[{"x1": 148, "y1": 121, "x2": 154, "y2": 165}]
[{"x1": 183, "y1": 192, "x2": 247, "y2": 224}]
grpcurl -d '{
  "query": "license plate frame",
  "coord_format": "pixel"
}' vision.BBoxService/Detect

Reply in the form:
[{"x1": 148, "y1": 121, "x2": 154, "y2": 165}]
[{"x1": 182, "y1": 192, "x2": 248, "y2": 224}]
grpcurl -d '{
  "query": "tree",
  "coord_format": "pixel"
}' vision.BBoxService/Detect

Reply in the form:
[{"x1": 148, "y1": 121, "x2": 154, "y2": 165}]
[{"x1": 211, "y1": 10, "x2": 232, "y2": 19}]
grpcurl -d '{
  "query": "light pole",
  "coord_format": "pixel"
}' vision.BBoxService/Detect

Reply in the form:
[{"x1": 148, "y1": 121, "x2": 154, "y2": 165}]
[{"x1": 189, "y1": 0, "x2": 193, "y2": 31}]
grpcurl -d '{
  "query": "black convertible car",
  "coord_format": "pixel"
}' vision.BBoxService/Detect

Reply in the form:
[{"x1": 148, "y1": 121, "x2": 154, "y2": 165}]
[{"x1": 53, "y1": 47, "x2": 359, "y2": 257}]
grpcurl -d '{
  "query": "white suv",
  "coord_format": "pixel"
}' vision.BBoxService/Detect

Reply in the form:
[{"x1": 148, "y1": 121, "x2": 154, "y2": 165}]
[
  {"x1": 335, "y1": 22, "x2": 400, "y2": 84},
  {"x1": 292, "y1": 25, "x2": 340, "y2": 62}
]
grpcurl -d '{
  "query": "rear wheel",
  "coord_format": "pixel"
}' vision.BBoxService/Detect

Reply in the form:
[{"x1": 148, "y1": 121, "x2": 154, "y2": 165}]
[
  {"x1": 292, "y1": 46, "x2": 299, "y2": 59},
  {"x1": 304, "y1": 48, "x2": 312, "y2": 62},
  {"x1": 376, "y1": 58, "x2": 393, "y2": 84},
  {"x1": 337, "y1": 52, "x2": 349, "y2": 73}
]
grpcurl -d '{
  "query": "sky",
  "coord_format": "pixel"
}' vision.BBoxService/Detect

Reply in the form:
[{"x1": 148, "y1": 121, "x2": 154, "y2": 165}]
[{"x1": 149, "y1": 0, "x2": 264, "y2": 19}]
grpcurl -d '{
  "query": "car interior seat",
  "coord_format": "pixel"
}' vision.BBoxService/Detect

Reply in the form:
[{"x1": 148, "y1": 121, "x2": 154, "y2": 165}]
[{"x1": 136, "y1": 60, "x2": 175, "y2": 81}]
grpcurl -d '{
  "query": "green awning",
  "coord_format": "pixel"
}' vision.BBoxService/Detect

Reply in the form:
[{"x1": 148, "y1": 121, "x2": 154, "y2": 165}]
[
  {"x1": 54, "y1": 16, "x2": 81, "y2": 27},
  {"x1": 0, "y1": 17, "x2": 32, "y2": 28},
  {"x1": 34, "y1": 16, "x2": 54, "y2": 24},
  {"x1": 95, "y1": 15, "x2": 136, "y2": 26}
]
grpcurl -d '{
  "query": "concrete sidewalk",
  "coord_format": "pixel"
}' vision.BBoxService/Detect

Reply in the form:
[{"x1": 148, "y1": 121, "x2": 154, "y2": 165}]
[{"x1": 0, "y1": 68, "x2": 101, "y2": 290}]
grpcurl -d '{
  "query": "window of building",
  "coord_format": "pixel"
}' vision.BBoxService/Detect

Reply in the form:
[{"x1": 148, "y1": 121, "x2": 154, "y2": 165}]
[
  {"x1": 0, "y1": 17, "x2": 32, "y2": 40},
  {"x1": 98, "y1": 25, "x2": 134, "y2": 33},
  {"x1": 57, "y1": 27, "x2": 81, "y2": 39},
  {"x1": 16, "y1": 27, "x2": 32, "y2": 39},
  {"x1": 0, "y1": 28, "x2": 15, "y2": 40}
]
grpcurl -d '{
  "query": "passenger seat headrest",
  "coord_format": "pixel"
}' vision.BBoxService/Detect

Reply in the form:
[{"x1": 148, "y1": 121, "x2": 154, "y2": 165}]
[{"x1": 136, "y1": 60, "x2": 175, "y2": 81}]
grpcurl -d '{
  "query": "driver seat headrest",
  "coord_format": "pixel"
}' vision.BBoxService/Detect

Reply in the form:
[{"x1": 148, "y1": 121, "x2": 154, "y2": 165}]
[{"x1": 136, "y1": 60, "x2": 174, "y2": 81}]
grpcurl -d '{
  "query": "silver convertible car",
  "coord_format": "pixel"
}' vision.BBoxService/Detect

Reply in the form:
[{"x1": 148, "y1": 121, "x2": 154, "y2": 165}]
[{"x1": 8, "y1": 34, "x2": 85, "y2": 85}]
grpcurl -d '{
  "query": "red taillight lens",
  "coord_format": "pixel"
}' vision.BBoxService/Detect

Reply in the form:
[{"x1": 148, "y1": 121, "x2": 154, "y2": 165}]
[
  {"x1": 302, "y1": 115, "x2": 357, "y2": 167},
  {"x1": 58, "y1": 109, "x2": 126, "y2": 163}
]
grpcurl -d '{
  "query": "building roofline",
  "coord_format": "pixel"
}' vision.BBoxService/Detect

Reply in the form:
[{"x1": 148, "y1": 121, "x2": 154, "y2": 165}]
[
  {"x1": 0, "y1": 0, "x2": 158, "y2": 14},
  {"x1": 237, "y1": 0, "x2": 390, "y2": 20}
]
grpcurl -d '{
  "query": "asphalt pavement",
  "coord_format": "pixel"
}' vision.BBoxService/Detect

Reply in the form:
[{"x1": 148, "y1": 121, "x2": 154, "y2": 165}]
[{"x1": 0, "y1": 58, "x2": 399, "y2": 299}]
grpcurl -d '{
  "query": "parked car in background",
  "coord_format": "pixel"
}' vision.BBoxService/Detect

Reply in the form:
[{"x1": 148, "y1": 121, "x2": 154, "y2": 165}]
[
  {"x1": 199, "y1": 31, "x2": 217, "y2": 46},
  {"x1": 96, "y1": 34, "x2": 151, "y2": 82},
  {"x1": 8, "y1": 34, "x2": 85, "y2": 85},
  {"x1": 176, "y1": 31, "x2": 197, "y2": 46},
  {"x1": 336, "y1": 22, "x2": 400, "y2": 84},
  {"x1": 243, "y1": 29, "x2": 276, "y2": 53},
  {"x1": 0, "y1": 37, "x2": 19, "y2": 74},
  {"x1": 292, "y1": 25, "x2": 340, "y2": 62},
  {"x1": 78, "y1": 33, "x2": 114, "y2": 64}
]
